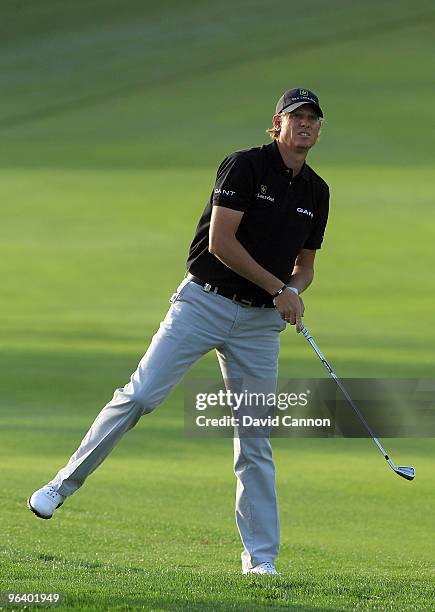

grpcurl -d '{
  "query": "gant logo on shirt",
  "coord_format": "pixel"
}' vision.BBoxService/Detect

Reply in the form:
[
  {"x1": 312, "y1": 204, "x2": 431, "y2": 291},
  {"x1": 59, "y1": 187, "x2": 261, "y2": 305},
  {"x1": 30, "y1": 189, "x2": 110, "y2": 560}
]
[
  {"x1": 214, "y1": 188, "x2": 236, "y2": 196},
  {"x1": 297, "y1": 207, "x2": 314, "y2": 219}
]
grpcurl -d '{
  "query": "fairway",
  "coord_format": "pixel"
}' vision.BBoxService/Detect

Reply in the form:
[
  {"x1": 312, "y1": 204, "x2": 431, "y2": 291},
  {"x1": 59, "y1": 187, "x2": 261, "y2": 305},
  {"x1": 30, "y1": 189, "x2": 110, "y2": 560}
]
[{"x1": 1, "y1": 1, "x2": 435, "y2": 610}]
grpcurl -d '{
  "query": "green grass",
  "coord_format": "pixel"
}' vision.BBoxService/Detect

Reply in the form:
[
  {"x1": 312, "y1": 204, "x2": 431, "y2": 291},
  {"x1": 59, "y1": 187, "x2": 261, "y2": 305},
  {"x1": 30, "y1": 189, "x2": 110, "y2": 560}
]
[
  {"x1": 2, "y1": 431, "x2": 434, "y2": 610},
  {"x1": 1, "y1": 0, "x2": 435, "y2": 609}
]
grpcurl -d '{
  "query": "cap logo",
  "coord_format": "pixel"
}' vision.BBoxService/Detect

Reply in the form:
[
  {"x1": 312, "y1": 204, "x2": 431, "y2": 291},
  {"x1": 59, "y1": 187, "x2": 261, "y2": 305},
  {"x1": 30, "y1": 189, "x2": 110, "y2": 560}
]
[
  {"x1": 260, "y1": 185, "x2": 267, "y2": 194},
  {"x1": 277, "y1": 88, "x2": 322, "y2": 117}
]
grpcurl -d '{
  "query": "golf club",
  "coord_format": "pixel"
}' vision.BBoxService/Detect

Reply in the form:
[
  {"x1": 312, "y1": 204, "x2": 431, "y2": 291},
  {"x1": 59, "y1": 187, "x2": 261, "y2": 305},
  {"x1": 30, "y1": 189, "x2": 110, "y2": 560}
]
[{"x1": 300, "y1": 325, "x2": 415, "y2": 481}]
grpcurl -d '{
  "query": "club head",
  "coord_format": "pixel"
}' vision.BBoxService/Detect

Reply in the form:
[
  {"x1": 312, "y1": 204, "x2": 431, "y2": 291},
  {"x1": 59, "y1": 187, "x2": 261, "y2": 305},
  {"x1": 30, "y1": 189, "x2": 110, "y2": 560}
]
[{"x1": 395, "y1": 466, "x2": 415, "y2": 481}]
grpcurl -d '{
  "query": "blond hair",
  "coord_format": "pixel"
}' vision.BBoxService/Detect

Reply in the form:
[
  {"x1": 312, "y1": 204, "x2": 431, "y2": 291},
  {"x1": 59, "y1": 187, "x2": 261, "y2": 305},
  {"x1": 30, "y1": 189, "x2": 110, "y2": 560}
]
[{"x1": 266, "y1": 113, "x2": 283, "y2": 140}]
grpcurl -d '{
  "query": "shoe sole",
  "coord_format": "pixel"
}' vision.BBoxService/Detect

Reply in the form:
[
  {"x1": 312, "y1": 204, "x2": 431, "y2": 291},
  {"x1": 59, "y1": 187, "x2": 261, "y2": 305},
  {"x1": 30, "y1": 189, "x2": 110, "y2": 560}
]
[
  {"x1": 243, "y1": 572, "x2": 279, "y2": 575},
  {"x1": 243, "y1": 569, "x2": 280, "y2": 576},
  {"x1": 27, "y1": 497, "x2": 63, "y2": 520}
]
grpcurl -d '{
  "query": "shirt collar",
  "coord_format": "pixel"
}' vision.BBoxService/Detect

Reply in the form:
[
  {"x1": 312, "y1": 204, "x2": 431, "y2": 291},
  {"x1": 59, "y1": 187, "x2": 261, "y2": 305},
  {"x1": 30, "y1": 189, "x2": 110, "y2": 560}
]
[{"x1": 267, "y1": 140, "x2": 309, "y2": 181}]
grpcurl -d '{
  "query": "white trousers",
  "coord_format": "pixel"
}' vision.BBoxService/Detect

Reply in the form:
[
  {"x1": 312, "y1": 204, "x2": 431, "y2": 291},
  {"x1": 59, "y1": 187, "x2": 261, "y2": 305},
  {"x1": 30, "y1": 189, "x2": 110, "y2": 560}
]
[{"x1": 49, "y1": 278, "x2": 286, "y2": 571}]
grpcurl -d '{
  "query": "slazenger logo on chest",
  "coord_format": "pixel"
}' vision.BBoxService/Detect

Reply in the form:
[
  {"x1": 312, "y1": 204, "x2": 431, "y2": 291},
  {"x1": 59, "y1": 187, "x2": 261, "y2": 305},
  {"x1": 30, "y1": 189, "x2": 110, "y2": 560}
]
[
  {"x1": 297, "y1": 207, "x2": 314, "y2": 219},
  {"x1": 255, "y1": 184, "x2": 275, "y2": 203}
]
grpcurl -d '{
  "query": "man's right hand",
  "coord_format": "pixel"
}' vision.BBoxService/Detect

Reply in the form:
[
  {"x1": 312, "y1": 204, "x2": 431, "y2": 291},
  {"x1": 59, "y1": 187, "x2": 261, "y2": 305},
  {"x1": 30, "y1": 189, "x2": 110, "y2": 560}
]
[{"x1": 274, "y1": 288, "x2": 304, "y2": 333}]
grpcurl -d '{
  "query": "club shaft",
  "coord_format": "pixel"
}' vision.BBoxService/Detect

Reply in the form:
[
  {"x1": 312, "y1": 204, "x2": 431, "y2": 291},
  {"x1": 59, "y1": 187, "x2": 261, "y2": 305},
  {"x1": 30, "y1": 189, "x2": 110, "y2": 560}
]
[{"x1": 301, "y1": 325, "x2": 389, "y2": 460}]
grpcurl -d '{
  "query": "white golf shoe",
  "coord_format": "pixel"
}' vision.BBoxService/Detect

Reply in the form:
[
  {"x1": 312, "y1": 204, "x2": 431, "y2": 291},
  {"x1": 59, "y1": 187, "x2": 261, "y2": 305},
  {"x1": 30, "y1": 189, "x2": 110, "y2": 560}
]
[
  {"x1": 27, "y1": 485, "x2": 65, "y2": 519},
  {"x1": 243, "y1": 562, "x2": 280, "y2": 575}
]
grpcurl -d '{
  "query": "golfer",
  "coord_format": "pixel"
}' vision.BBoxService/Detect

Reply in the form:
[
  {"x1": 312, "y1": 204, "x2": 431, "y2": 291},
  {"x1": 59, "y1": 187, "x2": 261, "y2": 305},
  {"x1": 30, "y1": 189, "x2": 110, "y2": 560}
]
[{"x1": 28, "y1": 88, "x2": 329, "y2": 575}]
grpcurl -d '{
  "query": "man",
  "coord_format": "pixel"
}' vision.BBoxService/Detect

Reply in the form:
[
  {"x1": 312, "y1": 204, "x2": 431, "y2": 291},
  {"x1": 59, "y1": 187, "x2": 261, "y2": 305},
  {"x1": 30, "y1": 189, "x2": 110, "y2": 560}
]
[{"x1": 28, "y1": 88, "x2": 329, "y2": 576}]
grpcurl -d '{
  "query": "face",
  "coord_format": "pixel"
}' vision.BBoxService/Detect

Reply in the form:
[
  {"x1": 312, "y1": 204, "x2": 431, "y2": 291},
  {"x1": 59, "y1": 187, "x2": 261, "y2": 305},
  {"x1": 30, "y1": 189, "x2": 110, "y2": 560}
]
[{"x1": 275, "y1": 104, "x2": 321, "y2": 152}]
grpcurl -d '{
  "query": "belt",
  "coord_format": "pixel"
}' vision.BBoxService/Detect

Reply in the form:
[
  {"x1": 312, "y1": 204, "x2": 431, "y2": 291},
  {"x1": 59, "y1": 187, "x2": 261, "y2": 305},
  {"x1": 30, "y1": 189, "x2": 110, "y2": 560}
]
[{"x1": 186, "y1": 274, "x2": 275, "y2": 308}]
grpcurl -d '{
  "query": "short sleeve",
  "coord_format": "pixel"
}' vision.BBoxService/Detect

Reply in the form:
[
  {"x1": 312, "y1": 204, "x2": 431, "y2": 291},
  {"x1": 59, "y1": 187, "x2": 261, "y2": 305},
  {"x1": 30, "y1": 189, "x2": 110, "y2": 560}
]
[
  {"x1": 212, "y1": 153, "x2": 254, "y2": 212},
  {"x1": 304, "y1": 184, "x2": 329, "y2": 250}
]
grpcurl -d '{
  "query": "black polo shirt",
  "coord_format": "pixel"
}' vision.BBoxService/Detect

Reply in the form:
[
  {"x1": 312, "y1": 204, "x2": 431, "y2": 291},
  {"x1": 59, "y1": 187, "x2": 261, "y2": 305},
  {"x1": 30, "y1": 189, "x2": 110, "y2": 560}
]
[{"x1": 186, "y1": 140, "x2": 329, "y2": 304}]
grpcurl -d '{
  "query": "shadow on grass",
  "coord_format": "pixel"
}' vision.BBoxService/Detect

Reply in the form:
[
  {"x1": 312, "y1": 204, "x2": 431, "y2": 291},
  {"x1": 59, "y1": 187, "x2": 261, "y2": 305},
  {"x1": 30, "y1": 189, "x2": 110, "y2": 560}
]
[
  {"x1": 2, "y1": 9, "x2": 435, "y2": 132},
  {"x1": 63, "y1": 594, "x2": 320, "y2": 611},
  {"x1": 2, "y1": 551, "x2": 320, "y2": 611}
]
